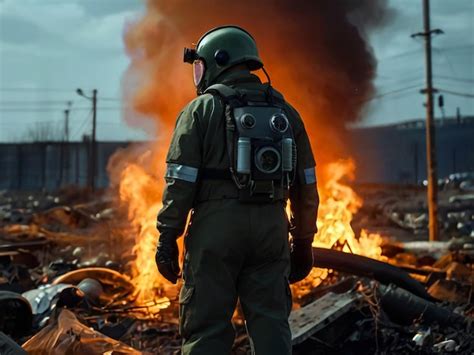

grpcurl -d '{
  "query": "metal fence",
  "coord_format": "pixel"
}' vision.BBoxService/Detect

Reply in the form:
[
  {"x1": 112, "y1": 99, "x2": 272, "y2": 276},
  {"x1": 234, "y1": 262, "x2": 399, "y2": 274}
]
[
  {"x1": 0, "y1": 141, "x2": 129, "y2": 190},
  {"x1": 1, "y1": 117, "x2": 473, "y2": 190},
  {"x1": 347, "y1": 117, "x2": 474, "y2": 184}
]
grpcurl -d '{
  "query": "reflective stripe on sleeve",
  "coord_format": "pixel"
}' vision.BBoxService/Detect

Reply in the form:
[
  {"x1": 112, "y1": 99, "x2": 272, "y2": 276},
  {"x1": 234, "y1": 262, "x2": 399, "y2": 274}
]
[
  {"x1": 166, "y1": 163, "x2": 199, "y2": 183},
  {"x1": 304, "y1": 167, "x2": 316, "y2": 184}
]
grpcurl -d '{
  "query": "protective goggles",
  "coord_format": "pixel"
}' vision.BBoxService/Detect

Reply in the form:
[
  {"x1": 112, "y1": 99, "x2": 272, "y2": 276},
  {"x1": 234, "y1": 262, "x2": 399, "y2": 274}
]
[{"x1": 183, "y1": 47, "x2": 205, "y2": 87}]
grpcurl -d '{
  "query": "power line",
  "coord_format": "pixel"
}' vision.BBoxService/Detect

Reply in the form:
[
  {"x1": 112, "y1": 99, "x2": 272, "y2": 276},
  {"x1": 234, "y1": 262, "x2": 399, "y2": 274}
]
[
  {"x1": 70, "y1": 110, "x2": 93, "y2": 140},
  {"x1": 438, "y1": 88, "x2": 474, "y2": 98},
  {"x1": 376, "y1": 76, "x2": 424, "y2": 85},
  {"x1": 2, "y1": 117, "x2": 121, "y2": 124},
  {"x1": 0, "y1": 87, "x2": 77, "y2": 92},
  {"x1": 100, "y1": 97, "x2": 122, "y2": 102},
  {"x1": 0, "y1": 100, "x2": 74, "y2": 105},
  {"x1": 436, "y1": 44, "x2": 474, "y2": 52},
  {"x1": 364, "y1": 84, "x2": 423, "y2": 103},
  {"x1": 0, "y1": 107, "x2": 127, "y2": 112},
  {"x1": 0, "y1": 88, "x2": 122, "y2": 100},
  {"x1": 378, "y1": 43, "x2": 473, "y2": 62},
  {"x1": 0, "y1": 119, "x2": 63, "y2": 126},
  {"x1": 435, "y1": 75, "x2": 474, "y2": 84},
  {"x1": 0, "y1": 108, "x2": 86, "y2": 112},
  {"x1": 378, "y1": 48, "x2": 424, "y2": 61}
]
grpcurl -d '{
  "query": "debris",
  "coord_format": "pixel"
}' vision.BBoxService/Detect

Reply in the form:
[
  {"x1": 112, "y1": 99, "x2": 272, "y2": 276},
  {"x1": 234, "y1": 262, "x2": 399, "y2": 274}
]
[
  {"x1": 433, "y1": 339, "x2": 458, "y2": 352},
  {"x1": 22, "y1": 284, "x2": 84, "y2": 316},
  {"x1": 0, "y1": 291, "x2": 33, "y2": 337},
  {"x1": 312, "y1": 247, "x2": 432, "y2": 300},
  {"x1": 1, "y1": 185, "x2": 473, "y2": 353},
  {"x1": 427, "y1": 279, "x2": 471, "y2": 304},
  {"x1": 51, "y1": 267, "x2": 134, "y2": 304},
  {"x1": 401, "y1": 241, "x2": 450, "y2": 259},
  {"x1": 412, "y1": 327, "x2": 431, "y2": 346},
  {"x1": 22, "y1": 309, "x2": 142, "y2": 354},
  {"x1": 0, "y1": 331, "x2": 27, "y2": 355},
  {"x1": 290, "y1": 291, "x2": 362, "y2": 345},
  {"x1": 77, "y1": 278, "x2": 104, "y2": 303},
  {"x1": 378, "y1": 284, "x2": 466, "y2": 326},
  {"x1": 449, "y1": 194, "x2": 474, "y2": 204}
]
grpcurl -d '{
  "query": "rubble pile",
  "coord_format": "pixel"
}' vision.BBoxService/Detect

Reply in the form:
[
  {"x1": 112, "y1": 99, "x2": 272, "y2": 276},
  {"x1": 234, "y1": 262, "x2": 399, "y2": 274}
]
[
  {"x1": 0, "y1": 186, "x2": 473, "y2": 354},
  {"x1": 354, "y1": 178, "x2": 474, "y2": 242}
]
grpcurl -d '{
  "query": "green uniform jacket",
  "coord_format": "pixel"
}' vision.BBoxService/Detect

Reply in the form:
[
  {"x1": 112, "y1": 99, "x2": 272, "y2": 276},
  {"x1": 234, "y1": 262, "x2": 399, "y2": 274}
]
[{"x1": 157, "y1": 70, "x2": 319, "y2": 240}]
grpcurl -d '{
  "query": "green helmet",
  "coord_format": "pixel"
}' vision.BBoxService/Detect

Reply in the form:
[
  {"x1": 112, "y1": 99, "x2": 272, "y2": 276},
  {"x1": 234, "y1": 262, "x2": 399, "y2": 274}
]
[{"x1": 183, "y1": 26, "x2": 264, "y2": 93}]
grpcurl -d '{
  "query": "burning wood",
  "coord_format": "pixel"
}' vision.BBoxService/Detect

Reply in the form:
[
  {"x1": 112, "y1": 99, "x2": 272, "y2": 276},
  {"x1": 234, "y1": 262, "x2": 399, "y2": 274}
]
[{"x1": 1, "y1": 167, "x2": 473, "y2": 353}]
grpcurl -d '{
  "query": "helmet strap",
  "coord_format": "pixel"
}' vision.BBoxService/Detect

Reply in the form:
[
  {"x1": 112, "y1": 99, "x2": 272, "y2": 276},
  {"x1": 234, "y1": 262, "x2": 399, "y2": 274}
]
[
  {"x1": 262, "y1": 67, "x2": 275, "y2": 104},
  {"x1": 262, "y1": 66, "x2": 272, "y2": 86}
]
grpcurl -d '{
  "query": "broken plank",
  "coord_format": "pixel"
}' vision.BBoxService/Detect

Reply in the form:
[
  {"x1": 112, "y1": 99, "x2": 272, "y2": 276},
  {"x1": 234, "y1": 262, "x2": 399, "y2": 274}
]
[{"x1": 290, "y1": 291, "x2": 361, "y2": 345}]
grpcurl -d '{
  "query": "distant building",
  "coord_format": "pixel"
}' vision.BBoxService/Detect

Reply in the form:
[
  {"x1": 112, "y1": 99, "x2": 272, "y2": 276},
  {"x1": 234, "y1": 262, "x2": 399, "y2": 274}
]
[
  {"x1": 0, "y1": 141, "x2": 128, "y2": 190},
  {"x1": 347, "y1": 116, "x2": 474, "y2": 184},
  {"x1": 1, "y1": 116, "x2": 473, "y2": 190}
]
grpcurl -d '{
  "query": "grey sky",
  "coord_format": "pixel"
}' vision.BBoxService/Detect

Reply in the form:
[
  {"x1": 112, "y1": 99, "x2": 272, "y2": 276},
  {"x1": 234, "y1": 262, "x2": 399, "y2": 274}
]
[{"x1": 0, "y1": 0, "x2": 473, "y2": 141}]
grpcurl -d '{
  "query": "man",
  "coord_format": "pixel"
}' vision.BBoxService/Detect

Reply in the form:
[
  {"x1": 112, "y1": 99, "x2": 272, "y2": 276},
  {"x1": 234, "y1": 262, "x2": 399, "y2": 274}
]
[{"x1": 155, "y1": 26, "x2": 319, "y2": 355}]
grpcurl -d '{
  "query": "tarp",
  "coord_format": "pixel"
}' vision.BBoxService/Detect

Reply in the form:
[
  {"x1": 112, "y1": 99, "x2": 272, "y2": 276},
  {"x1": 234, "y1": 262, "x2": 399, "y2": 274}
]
[{"x1": 22, "y1": 309, "x2": 142, "y2": 354}]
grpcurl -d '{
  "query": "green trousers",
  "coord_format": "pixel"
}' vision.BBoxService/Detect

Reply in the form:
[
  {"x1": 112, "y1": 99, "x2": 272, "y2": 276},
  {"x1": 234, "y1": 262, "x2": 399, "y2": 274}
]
[{"x1": 179, "y1": 199, "x2": 292, "y2": 355}]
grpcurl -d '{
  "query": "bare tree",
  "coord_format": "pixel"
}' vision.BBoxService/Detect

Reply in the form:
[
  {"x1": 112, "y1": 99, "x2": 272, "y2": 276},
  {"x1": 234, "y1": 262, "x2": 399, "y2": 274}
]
[{"x1": 24, "y1": 122, "x2": 64, "y2": 142}]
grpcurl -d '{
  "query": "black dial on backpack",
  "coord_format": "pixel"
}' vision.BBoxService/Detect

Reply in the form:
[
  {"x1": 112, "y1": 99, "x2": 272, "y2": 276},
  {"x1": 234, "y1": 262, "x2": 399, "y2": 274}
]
[
  {"x1": 269, "y1": 113, "x2": 289, "y2": 133},
  {"x1": 241, "y1": 113, "x2": 256, "y2": 129}
]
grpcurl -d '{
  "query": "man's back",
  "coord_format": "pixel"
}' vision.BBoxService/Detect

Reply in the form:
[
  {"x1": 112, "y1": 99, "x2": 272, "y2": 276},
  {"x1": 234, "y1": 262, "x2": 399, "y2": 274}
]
[{"x1": 155, "y1": 26, "x2": 319, "y2": 355}]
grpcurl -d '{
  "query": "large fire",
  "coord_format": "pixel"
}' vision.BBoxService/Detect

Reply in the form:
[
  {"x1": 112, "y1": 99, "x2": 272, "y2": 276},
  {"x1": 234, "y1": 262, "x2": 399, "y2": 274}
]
[
  {"x1": 114, "y1": 0, "x2": 392, "y2": 311},
  {"x1": 117, "y1": 153, "x2": 384, "y2": 308}
]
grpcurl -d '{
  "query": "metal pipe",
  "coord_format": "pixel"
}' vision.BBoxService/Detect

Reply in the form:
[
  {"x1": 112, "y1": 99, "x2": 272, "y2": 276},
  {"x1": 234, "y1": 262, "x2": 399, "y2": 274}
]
[{"x1": 312, "y1": 247, "x2": 433, "y2": 301}]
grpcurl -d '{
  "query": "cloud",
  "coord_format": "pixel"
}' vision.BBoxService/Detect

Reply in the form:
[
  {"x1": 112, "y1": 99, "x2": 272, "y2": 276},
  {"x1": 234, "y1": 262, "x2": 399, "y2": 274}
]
[
  {"x1": 0, "y1": 14, "x2": 45, "y2": 44},
  {"x1": 361, "y1": 0, "x2": 474, "y2": 125},
  {"x1": 79, "y1": 0, "x2": 143, "y2": 17},
  {"x1": 0, "y1": 0, "x2": 145, "y2": 142},
  {"x1": 0, "y1": 0, "x2": 471, "y2": 142},
  {"x1": 0, "y1": 0, "x2": 141, "y2": 52}
]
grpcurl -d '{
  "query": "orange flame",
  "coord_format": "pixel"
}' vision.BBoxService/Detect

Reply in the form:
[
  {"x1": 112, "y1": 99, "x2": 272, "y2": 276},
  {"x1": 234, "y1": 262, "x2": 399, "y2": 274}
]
[
  {"x1": 294, "y1": 159, "x2": 385, "y2": 293},
  {"x1": 117, "y1": 150, "x2": 171, "y2": 312},
  {"x1": 115, "y1": 1, "x2": 388, "y2": 309},
  {"x1": 314, "y1": 159, "x2": 383, "y2": 259},
  {"x1": 116, "y1": 151, "x2": 384, "y2": 307}
]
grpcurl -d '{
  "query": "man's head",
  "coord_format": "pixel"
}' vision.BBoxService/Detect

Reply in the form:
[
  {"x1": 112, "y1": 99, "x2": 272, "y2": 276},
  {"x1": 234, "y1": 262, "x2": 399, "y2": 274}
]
[{"x1": 183, "y1": 26, "x2": 263, "y2": 94}]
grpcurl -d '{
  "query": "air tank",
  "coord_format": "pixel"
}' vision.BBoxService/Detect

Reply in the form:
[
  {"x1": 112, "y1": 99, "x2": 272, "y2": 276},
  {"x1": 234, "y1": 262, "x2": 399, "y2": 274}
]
[
  {"x1": 236, "y1": 137, "x2": 251, "y2": 174},
  {"x1": 282, "y1": 138, "x2": 293, "y2": 172}
]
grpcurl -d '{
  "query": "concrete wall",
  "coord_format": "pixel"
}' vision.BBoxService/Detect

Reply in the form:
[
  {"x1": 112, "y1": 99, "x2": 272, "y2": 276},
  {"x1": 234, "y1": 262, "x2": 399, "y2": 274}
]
[
  {"x1": 347, "y1": 117, "x2": 474, "y2": 184},
  {"x1": 1, "y1": 117, "x2": 473, "y2": 190},
  {"x1": 0, "y1": 141, "x2": 128, "y2": 190}
]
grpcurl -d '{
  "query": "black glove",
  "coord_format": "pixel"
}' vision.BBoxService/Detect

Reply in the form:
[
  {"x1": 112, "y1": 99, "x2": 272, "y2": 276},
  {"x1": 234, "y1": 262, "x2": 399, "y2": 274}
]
[
  {"x1": 155, "y1": 233, "x2": 180, "y2": 284},
  {"x1": 289, "y1": 237, "x2": 314, "y2": 284}
]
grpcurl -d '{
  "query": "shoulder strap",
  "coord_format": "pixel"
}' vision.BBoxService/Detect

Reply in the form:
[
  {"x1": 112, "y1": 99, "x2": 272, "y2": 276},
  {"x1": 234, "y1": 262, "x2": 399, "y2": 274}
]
[
  {"x1": 205, "y1": 83, "x2": 285, "y2": 106},
  {"x1": 204, "y1": 83, "x2": 237, "y2": 97},
  {"x1": 204, "y1": 84, "x2": 245, "y2": 107},
  {"x1": 203, "y1": 84, "x2": 249, "y2": 189},
  {"x1": 268, "y1": 86, "x2": 285, "y2": 103}
]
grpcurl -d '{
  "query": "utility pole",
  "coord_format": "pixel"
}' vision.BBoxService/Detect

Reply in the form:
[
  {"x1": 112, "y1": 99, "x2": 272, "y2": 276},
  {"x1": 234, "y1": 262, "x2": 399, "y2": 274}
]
[
  {"x1": 64, "y1": 102, "x2": 71, "y2": 142},
  {"x1": 76, "y1": 88, "x2": 98, "y2": 191},
  {"x1": 91, "y1": 89, "x2": 97, "y2": 191},
  {"x1": 412, "y1": 0, "x2": 443, "y2": 241},
  {"x1": 62, "y1": 101, "x2": 72, "y2": 186}
]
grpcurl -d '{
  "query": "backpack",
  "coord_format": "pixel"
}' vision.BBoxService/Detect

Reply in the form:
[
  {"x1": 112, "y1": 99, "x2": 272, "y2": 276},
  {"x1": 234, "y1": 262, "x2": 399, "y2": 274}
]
[{"x1": 203, "y1": 83, "x2": 296, "y2": 203}]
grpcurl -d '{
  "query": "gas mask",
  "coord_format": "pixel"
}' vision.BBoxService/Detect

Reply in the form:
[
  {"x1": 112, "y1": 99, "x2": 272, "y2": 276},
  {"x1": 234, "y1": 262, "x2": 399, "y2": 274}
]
[{"x1": 184, "y1": 48, "x2": 206, "y2": 91}]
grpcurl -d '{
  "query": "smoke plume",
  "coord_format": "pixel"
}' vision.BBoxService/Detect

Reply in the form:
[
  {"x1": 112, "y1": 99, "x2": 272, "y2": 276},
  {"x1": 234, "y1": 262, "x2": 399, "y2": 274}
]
[
  {"x1": 107, "y1": 1, "x2": 394, "y2": 297},
  {"x1": 121, "y1": 0, "x2": 394, "y2": 165}
]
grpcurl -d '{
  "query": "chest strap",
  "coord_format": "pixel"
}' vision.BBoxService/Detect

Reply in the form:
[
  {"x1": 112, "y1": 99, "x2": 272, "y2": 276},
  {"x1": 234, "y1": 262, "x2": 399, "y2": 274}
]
[{"x1": 200, "y1": 168, "x2": 232, "y2": 180}]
